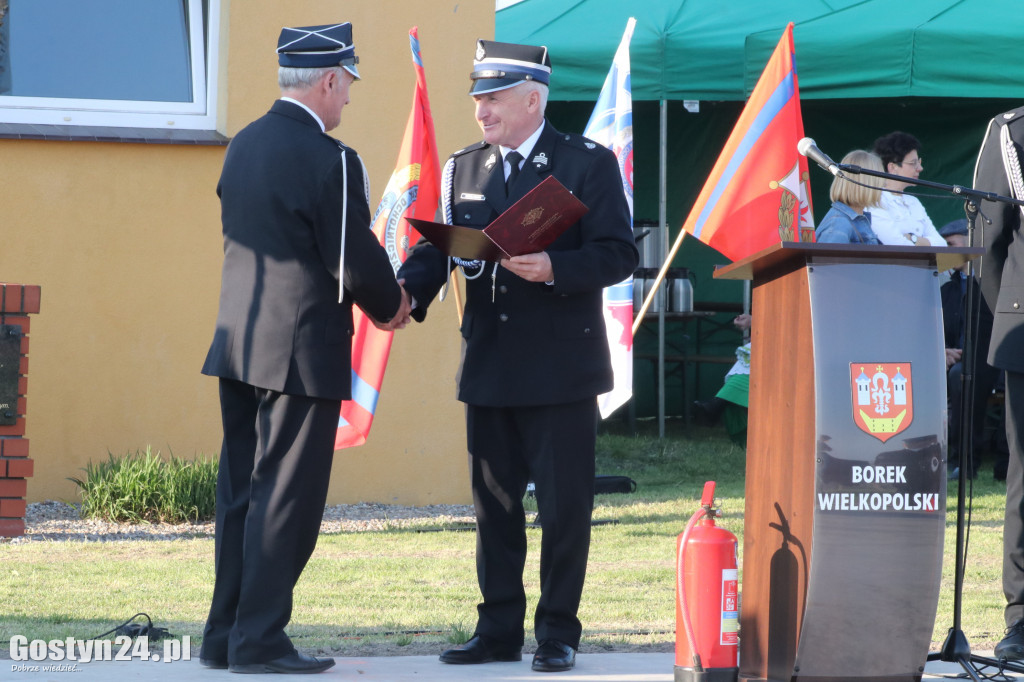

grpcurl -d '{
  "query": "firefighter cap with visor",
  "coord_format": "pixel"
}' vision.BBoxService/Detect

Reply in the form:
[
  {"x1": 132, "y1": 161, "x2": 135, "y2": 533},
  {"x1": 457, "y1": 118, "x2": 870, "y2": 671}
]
[
  {"x1": 469, "y1": 40, "x2": 551, "y2": 95},
  {"x1": 277, "y1": 22, "x2": 360, "y2": 80}
]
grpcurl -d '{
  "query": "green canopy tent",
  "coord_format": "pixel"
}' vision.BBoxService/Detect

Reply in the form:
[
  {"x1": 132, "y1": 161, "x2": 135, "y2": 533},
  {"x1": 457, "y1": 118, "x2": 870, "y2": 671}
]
[
  {"x1": 498, "y1": 0, "x2": 1024, "y2": 241},
  {"x1": 745, "y1": 0, "x2": 1024, "y2": 100},
  {"x1": 496, "y1": 0, "x2": 860, "y2": 100},
  {"x1": 496, "y1": 0, "x2": 1023, "y2": 420}
]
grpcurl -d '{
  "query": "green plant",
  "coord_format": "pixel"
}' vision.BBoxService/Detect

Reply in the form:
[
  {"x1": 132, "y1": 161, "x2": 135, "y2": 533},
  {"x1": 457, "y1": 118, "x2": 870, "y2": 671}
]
[
  {"x1": 445, "y1": 622, "x2": 472, "y2": 645},
  {"x1": 68, "y1": 447, "x2": 217, "y2": 523}
]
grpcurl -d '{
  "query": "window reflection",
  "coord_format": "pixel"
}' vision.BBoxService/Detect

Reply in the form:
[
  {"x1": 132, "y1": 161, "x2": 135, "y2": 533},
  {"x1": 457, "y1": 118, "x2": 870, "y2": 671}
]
[{"x1": 2, "y1": 0, "x2": 193, "y2": 103}]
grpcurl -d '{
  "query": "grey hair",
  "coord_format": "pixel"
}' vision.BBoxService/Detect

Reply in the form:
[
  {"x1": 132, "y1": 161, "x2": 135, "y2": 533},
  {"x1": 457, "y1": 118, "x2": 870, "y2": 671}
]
[
  {"x1": 519, "y1": 80, "x2": 549, "y2": 115},
  {"x1": 278, "y1": 65, "x2": 344, "y2": 91}
]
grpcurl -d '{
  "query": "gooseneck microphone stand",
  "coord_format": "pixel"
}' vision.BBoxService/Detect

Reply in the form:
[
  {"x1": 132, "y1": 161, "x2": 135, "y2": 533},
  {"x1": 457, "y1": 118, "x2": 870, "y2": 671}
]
[{"x1": 806, "y1": 151, "x2": 1024, "y2": 681}]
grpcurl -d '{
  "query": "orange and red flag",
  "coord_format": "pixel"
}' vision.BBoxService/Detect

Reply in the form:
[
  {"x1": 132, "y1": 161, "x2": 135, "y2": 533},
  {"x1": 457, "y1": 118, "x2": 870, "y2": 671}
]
[
  {"x1": 681, "y1": 23, "x2": 814, "y2": 261},
  {"x1": 336, "y1": 27, "x2": 440, "y2": 449}
]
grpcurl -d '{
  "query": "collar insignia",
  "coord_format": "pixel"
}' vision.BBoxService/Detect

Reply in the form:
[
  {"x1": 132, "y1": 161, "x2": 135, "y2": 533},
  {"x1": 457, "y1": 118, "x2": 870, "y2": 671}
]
[
  {"x1": 485, "y1": 153, "x2": 497, "y2": 170},
  {"x1": 532, "y1": 152, "x2": 549, "y2": 167}
]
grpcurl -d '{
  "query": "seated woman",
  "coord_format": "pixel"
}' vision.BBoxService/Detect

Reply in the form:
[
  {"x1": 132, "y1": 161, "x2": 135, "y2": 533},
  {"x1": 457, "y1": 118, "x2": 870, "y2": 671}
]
[
  {"x1": 870, "y1": 131, "x2": 944, "y2": 246},
  {"x1": 814, "y1": 150, "x2": 886, "y2": 244},
  {"x1": 693, "y1": 313, "x2": 751, "y2": 445}
]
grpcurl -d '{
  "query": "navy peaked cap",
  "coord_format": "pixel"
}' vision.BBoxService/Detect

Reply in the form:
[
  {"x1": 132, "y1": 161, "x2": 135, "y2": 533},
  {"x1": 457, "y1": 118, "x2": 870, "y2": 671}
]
[
  {"x1": 470, "y1": 40, "x2": 551, "y2": 95},
  {"x1": 939, "y1": 219, "x2": 968, "y2": 238},
  {"x1": 277, "y1": 22, "x2": 360, "y2": 79}
]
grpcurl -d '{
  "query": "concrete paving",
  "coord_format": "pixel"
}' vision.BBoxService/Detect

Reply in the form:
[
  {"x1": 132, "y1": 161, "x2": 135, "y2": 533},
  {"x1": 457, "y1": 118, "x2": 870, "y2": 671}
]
[{"x1": 4, "y1": 651, "x2": 1021, "y2": 681}]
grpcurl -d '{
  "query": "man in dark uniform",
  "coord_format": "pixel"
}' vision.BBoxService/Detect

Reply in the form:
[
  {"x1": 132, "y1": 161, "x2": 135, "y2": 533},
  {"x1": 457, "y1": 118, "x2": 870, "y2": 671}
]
[
  {"x1": 976, "y1": 105, "x2": 1024, "y2": 661},
  {"x1": 198, "y1": 22, "x2": 409, "y2": 674},
  {"x1": 939, "y1": 219, "x2": 998, "y2": 480},
  {"x1": 398, "y1": 40, "x2": 638, "y2": 673}
]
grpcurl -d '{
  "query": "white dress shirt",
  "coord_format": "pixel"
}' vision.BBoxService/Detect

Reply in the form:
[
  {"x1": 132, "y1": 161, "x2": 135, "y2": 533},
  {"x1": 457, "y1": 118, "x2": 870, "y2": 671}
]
[{"x1": 870, "y1": 191, "x2": 943, "y2": 246}]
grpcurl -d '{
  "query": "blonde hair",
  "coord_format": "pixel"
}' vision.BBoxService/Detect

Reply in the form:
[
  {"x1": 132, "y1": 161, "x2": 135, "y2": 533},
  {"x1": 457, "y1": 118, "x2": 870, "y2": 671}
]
[{"x1": 828, "y1": 150, "x2": 885, "y2": 209}]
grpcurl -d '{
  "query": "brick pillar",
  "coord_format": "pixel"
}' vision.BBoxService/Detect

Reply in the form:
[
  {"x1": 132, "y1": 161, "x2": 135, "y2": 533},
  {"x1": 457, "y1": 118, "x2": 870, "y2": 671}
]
[{"x1": 0, "y1": 283, "x2": 40, "y2": 537}]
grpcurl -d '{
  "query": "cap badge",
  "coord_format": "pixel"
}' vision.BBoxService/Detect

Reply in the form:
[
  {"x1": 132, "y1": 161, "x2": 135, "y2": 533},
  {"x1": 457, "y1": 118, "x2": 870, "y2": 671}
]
[{"x1": 475, "y1": 44, "x2": 486, "y2": 61}]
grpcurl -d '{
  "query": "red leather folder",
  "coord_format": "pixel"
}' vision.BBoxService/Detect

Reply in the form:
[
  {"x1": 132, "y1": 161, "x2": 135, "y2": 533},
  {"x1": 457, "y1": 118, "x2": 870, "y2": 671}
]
[{"x1": 406, "y1": 175, "x2": 588, "y2": 262}]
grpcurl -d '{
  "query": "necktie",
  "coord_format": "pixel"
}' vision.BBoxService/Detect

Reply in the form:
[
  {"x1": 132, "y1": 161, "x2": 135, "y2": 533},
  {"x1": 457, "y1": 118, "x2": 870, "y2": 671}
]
[{"x1": 505, "y1": 151, "x2": 523, "y2": 196}]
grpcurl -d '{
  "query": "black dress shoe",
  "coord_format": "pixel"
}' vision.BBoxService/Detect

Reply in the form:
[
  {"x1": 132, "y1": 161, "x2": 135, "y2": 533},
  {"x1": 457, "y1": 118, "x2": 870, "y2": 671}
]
[
  {"x1": 439, "y1": 635, "x2": 522, "y2": 664},
  {"x1": 229, "y1": 651, "x2": 335, "y2": 674},
  {"x1": 199, "y1": 657, "x2": 228, "y2": 669},
  {"x1": 532, "y1": 640, "x2": 576, "y2": 672},
  {"x1": 996, "y1": 619, "x2": 1024, "y2": 661}
]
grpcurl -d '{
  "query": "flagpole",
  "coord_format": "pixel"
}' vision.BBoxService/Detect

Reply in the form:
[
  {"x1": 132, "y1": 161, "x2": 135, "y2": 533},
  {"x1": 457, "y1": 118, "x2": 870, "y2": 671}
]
[
  {"x1": 631, "y1": 208, "x2": 687, "y2": 336},
  {"x1": 656, "y1": 99, "x2": 668, "y2": 438},
  {"x1": 451, "y1": 271, "x2": 464, "y2": 326}
]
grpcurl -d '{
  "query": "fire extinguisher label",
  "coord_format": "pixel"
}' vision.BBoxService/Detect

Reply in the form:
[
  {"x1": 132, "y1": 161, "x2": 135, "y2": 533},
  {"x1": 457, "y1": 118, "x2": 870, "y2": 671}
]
[{"x1": 721, "y1": 568, "x2": 739, "y2": 646}]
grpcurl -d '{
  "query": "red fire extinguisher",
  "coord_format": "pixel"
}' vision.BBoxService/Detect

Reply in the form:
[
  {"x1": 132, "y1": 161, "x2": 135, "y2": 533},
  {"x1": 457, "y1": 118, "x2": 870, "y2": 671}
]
[{"x1": 675, "y1": 480, "x2": 739, "y2": 682}]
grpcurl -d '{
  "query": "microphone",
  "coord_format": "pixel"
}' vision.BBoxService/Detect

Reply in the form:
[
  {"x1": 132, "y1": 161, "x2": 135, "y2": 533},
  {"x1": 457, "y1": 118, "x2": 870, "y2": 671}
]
[{"x1": 798, "y1": 137, "x2": 840, "y2": 176}]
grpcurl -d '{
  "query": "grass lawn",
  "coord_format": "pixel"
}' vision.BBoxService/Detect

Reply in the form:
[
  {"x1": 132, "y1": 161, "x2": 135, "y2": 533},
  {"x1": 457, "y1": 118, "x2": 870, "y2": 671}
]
[{"x1": 0, "y1": 418, "x2": 1012, "y2": 657}]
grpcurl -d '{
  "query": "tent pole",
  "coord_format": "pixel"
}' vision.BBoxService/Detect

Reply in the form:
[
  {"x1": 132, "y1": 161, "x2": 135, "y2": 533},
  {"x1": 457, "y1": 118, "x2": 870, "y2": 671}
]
[{"x1": 657, "y1": 99, "x2": 668, "y2": 438}]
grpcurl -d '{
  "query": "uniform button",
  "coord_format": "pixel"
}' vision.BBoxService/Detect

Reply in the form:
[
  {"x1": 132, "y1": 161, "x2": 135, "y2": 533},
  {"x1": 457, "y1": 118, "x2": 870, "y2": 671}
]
[
  {"x1": 584, "y1": 327, "x2": 591, "y2": 334},
  {"x1": 464, "y1": 213, "x2": 471, "y2": 220},
  {"x1": 499, "y1": 313, "x2": 509, "y2": 322},
  {"x1": 1016, "y1": 302, "x2": 1021, "y2": 310},
  {"x1": 499, "y1": 285, "x2": 508, "y2": 294}
]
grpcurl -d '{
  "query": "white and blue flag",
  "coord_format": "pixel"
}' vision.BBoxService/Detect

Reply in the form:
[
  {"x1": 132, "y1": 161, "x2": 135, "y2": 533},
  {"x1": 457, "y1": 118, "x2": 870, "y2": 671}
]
[{"x1": 584, "y1": 17, "x2": 635, "y2": 419}]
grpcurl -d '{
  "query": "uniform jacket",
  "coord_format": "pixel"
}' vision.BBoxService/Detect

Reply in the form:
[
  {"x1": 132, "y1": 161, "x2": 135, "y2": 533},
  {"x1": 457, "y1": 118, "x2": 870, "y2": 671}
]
[
  {"x1": 940, "y1": 270, "x2": 993, "y2": 361},
  {"x1": 977, "y1": 105, "x2": 1024, "y2": 374},
  {"x1": 203, "y1": 99, "x2": 400, "y2": 400},
  {"x1": 398, "y1": 121, "x2": 638, "y2": 407}
]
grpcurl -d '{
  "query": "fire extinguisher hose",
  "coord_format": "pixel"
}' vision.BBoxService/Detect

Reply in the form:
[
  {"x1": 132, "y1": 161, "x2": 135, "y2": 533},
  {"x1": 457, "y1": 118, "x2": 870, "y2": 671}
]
[{"x1": 677, "y1": 505, "x2": 709, "y2": 672}]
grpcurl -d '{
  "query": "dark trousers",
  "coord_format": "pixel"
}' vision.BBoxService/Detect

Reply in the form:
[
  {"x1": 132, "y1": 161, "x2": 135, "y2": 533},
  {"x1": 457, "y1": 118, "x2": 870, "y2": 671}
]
[
  {"x1": 947, "y1": 357, "x2": 1000, "y2": 467},
  {"x1": 466, "y1": 398, "x2": 597, "y2": 649},
  {"x1": 1004, "y1": 371, "x2": 1024, "y2": 625},
  {"x1": 201, "y1": 378, "x2": 339, "y2": 664}
]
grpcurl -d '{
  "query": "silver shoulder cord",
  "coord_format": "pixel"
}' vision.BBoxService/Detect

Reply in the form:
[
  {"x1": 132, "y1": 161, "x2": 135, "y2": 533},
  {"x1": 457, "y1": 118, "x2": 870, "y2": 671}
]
[
  {"x1": 338, "y1": 146, "x2": 348, "y2": 303},
  {"x1": 1000, "y1": 124, "x2": 1024, "y2": 221},
  {"x1": 439, "y1": 157, "x2": 490, "y2": 302},
  {"x1": 335, "y1": 149, "x2": 371, "y2": 303}
]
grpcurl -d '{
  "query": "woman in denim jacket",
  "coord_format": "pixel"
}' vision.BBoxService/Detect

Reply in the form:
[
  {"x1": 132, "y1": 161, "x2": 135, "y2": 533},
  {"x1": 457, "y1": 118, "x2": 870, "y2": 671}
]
[{"x1": 815, "y1": 149, "x2": 886, "y2": 244}]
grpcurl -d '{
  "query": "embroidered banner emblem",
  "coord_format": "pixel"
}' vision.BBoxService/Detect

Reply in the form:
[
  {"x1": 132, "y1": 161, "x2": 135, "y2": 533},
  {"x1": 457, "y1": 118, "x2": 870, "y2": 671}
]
[{"x1": 850, "y1": 363, "x2": 913, "y2": 443}]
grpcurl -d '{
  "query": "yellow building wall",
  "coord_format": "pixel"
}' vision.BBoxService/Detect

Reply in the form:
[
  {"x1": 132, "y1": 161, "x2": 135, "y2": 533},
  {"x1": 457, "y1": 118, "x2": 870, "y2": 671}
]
[{"x1": 0, "y1": 0, "x2": 494, "y2": 505}]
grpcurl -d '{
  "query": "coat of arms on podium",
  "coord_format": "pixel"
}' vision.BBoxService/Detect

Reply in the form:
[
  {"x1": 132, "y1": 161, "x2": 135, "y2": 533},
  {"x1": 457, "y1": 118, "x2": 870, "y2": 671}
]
[{"x1": 850, "y1": 363, "x2": 913, "y2": 443}]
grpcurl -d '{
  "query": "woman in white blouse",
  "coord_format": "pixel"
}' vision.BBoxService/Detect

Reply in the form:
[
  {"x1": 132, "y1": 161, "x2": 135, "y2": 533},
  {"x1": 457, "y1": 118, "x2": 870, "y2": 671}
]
[{"x1": 870, "y1": 131, "x2": 944, "y2": 246}]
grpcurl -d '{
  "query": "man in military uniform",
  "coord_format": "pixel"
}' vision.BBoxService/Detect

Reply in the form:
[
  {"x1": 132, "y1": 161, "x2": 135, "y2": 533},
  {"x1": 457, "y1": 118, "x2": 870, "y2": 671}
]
[
  {"x1": 199, "y1": 22, "x2": 409, "y2": 674},
  {"x1": 398, "y1": 40, "x2": 638, "y2": 673},
  {"x1": 976, "y1": 105, "x2": 1024, "y2": 661}
]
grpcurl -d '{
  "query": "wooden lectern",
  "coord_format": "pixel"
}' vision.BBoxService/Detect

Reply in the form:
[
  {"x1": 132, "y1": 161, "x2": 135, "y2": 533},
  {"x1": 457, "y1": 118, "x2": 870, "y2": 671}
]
[{"x1": 715, "y1": 243, "x2": 979, "y2": 682}]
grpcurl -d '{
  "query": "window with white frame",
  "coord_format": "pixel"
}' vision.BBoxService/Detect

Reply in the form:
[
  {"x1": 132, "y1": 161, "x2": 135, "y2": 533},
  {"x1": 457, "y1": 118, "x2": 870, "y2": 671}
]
[{"x1": 0, "y1": 0, "x2": 219, "y2": 130}]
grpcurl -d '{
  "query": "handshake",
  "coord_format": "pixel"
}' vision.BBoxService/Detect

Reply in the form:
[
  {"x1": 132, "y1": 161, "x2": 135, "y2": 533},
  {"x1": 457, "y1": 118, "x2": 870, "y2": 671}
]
[{"x1": 366, "y1": 279, "x2": 413, "y2": 332}]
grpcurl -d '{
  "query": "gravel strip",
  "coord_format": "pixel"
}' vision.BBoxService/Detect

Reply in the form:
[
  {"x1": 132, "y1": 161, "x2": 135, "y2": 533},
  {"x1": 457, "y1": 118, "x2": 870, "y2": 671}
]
[{"x1": 0, "y1": 500, "x2": 477, "y2": 544}]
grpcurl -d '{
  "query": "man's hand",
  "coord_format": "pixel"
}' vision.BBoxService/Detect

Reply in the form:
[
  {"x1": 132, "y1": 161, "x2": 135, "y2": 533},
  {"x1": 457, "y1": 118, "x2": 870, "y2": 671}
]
[
  {"x1": 733, "y1": 313, "x2": 752, "y2": 332},
  {"x1": 945, "y1": 347, "x2": 963, "y2": 369},
  {"x1": 501, "y1": 252, "x2": 554, "y2": 283},
  {"x1": 370, "y1": 282, "x2": 412, "y2": 332}
]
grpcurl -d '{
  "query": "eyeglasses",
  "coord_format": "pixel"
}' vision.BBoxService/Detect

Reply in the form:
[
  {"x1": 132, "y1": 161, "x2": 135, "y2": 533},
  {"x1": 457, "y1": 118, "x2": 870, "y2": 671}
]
[{"x1": 898, "y1": 157, "x2": 923, "y2": 168}]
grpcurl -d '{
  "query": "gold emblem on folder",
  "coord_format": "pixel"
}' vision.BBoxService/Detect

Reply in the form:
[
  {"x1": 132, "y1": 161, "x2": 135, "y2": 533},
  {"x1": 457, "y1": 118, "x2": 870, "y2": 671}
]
[{"x1": 521, "y1": 207, "x2": 545, "y2": 227}]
